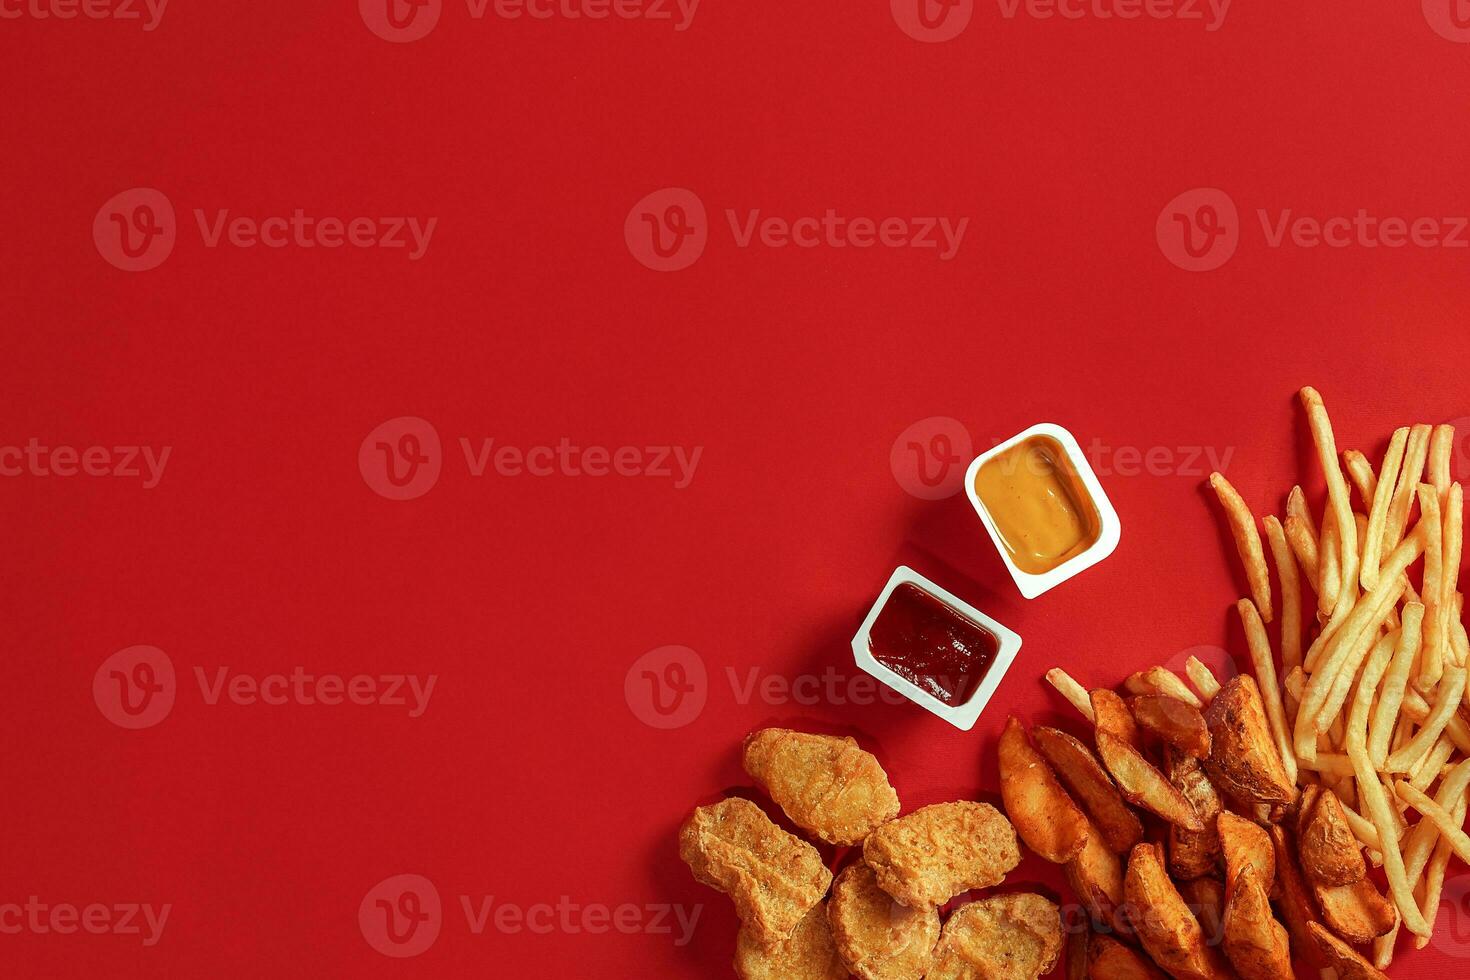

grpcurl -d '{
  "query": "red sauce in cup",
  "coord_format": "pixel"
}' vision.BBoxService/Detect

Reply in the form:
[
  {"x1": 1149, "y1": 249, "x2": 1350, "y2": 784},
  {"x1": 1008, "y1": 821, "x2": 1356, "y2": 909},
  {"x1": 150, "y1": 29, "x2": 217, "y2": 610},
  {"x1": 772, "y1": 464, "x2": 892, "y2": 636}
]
[{"x1": 867, "y1": 583, "x2": 999, "y2": 707}]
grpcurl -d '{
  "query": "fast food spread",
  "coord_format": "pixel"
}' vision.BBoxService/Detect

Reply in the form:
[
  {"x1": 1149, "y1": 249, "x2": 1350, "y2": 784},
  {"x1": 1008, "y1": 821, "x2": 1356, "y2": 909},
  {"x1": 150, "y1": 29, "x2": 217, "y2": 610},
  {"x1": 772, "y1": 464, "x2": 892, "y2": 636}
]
[{"x1": 680, "y1": 388, "x2": 1468, "y2": 977}]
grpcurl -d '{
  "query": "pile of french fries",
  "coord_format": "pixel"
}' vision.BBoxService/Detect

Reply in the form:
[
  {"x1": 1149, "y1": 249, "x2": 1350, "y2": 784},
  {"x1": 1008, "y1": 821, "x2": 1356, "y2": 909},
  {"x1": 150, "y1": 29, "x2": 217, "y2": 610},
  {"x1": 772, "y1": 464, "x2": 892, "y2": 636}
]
[{"x1": 1031, "y1": 387, "x2": 1468, "y2": 979}]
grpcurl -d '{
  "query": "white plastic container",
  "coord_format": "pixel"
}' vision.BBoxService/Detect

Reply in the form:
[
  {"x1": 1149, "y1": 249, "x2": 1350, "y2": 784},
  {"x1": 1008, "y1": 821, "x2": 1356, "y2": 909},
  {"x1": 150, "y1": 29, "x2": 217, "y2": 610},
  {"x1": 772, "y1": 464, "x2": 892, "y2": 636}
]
[
  {"x1": 964, "y1": 423, "x2": 1121, "y2": 599},
  {"x1": 850, "y1": 566, "x2": 1022, "y2": 731}
]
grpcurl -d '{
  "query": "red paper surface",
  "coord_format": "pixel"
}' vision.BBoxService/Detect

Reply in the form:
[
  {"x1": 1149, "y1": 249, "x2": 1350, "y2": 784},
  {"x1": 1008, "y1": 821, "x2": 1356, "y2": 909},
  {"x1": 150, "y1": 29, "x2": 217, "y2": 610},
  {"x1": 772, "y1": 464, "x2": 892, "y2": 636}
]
[{"x1": 4, "y1": 1, "x2": 1470, "y2": 975}]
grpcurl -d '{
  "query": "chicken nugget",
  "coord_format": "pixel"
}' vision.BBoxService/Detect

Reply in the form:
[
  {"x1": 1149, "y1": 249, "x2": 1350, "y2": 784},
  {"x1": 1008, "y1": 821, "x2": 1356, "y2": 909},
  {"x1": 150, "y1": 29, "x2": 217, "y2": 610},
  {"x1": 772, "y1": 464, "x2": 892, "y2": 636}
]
[
  {"x1": 828, "y1": 864, "x2": 939, "y2": 980},
  {"x1": 862, "y1": 802, "x2": 1021, "y2": 908},
  {"x1": 735, "y1": 902, "x2": 850, "y2": 980},
  {"x1": 679, "y1": 797, "x2": 832, "y2": 947},
  {"x1": 744, "y1": 729, "x2": 901, "y2": 846},
  {"x1": 927, "y1": 893, "x2": 1063, "y2": 980}
]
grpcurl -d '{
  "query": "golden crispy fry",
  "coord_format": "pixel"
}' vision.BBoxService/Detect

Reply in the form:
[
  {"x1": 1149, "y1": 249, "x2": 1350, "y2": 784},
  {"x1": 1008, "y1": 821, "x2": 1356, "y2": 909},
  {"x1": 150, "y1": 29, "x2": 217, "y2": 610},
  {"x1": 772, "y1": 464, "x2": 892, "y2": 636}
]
[
  {"x1": 1394, "y1": 781, "x2": 1470, "y2": 866},
  {"x1": 1217, "y1": 811, "x2": 1274, "y2": 891},
  {"x1": 1095, "y1": 731, "x2": 1203, "y2": 830},
  {"x1": 1262, "y1": 517, "x2": 1303, "y2": 679},
  {"x1": 1221, "y1": 863, "x2": 1292, "y2": 980},
  {"x1": 862, "y1": 802, "x2": 1021, "y2": 909},
  {"x1": 828, "y1": 864, "x2": 939, "y2": 980},
  {"x1": 1267, "y1": 825, "x2": 1327, "y2": 970},
  {"x1": 742, "y1": 729, "x2": 901, "y2": 846},
  {"x1": 1429, "y1": 423, "x2": 1455, "y2": 497},
  {"x1": 1310, "y1": 921, "x2": 1391, "y2": 980},
  {"x1": 1368, "y1": 603, "x2": 1424, "y2": 769},
  {"x1": 1090, "y1": 689, "x2": 1140, "y2": 748},
  {"x1": 679, "y1": 797, "x2": 832, "y2": 947},
  {"x1": 1065, "y1": 819, "x2": 1130, "y2": 939},
  {"x1": 926, "y1": 893, "x2": 1062, "y2": 980},
  {"x1": 736, "y1": 903, "x2": 849, "y2": 980},
  {"x1": 1299, "y1": 789, "x2": 1366, "y2": 887},
  {"x1": 1283, "y1": 514, "x2": 1321, "y2": 594},
  {"x1": 999, "y1": 717, "x2": 1090, "y2": 864},
  {"x1": 1386, "y1": 665, "x2": 1466, "y2": 773},
  {"x1": 1046, "y1": 667, "x2": 1095, "y2": 722},
  {"x1": 1183, "y1": 657, "x2": 1222, "y2": 704},
  {"x1": 1416, "y1": 795, "x2": 1467, "y2": 951},
  {"x1": 1418, "y1": 484, "x2": 1447, "y2": 688},
  {"x1": 1209, "y1": 472, "x2": 1273, "y2": 623},
  {"x1": 1442, "y1": 484, "x2": 1463, "y2": 669},
  {"x1": 1129, "y1": 695, "x2": 1211, "y2": 758},
  {"x1": 1032, "y1": 726, "x2": 1144, "y2": 854},
  {"x1": 1383, "y1": 424, "x2": 1431, "y2": 561},
  {"x1": 1123, "y1": 843, "x2": 1232, "y2": 980},
  {"x1": 1233, "y1": 599, "x2": 1294, "y2": 785},
  {"x1": 1344, "y1": 449, "x2": 1378, "y2": 508},
  {"x1": 1086, "y1": 934, "x2": 1168, "y2": 980},
  {"x1": 1319, "y1": 517, "x2": 1342, "y2": 618},
  {"x1": 1362, "y1": 427, "x2": 1409, "y2": 590},
  {"x1": 1203, "y1": 676, "x2": 1296, "y2": 806},
  {"x1": 1301, "y1": 387, "x2": 1358, "y2": 619},
  {"x1": 1165, "y1": 751, "x2": 1224, "y2": 881}
]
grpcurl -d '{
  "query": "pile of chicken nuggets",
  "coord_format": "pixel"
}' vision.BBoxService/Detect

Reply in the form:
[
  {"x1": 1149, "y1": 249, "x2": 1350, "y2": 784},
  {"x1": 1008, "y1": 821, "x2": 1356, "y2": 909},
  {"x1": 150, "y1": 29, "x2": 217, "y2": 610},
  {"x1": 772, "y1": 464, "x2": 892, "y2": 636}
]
[{"x1": 680, "y1": 728, "x2": 1063, "y2": 979}]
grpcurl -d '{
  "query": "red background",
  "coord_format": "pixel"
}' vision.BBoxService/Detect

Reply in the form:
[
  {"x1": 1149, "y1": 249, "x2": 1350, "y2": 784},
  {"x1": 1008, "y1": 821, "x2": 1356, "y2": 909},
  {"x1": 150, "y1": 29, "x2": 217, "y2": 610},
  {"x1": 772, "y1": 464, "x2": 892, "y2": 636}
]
[{"x1": 4, "y1": 1, "x2": 1470, "y2": 975}]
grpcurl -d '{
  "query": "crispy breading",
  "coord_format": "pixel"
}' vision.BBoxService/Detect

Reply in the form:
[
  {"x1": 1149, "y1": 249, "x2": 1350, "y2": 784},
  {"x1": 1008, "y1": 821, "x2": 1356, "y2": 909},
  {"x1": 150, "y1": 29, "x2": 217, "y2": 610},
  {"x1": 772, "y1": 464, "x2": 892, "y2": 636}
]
[
  {"x1": 926, "y1": 893, "x2": 1063, "y2": 980},
  {"x1": 862, "y1": 802, "x2": 1021, "y2": 908},
  {"x1": 679, "y1": 797, "x2": 832, "y2": 948},
  {"x1": 743, "y1": 729, "x2": 901, "y2": 846},
  {"x1": 735, "y1": 902, "x2": 850, "y2": 980},
  {"x1": 828, "y1": 864, "x2": 939, "y2": 980}
]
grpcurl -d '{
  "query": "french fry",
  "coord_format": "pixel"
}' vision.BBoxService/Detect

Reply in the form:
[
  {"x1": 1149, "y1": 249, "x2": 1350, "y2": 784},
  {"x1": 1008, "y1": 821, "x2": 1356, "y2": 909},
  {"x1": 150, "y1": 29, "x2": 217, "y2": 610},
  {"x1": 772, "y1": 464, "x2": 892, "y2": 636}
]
[
  {"x1": 1362, "y1": 427, "x2": 1409, "y2": 591},
  {"x1": 1349, "y1": 727, "x2": 1431, "y2": 937},
  {"x1": 1394, "y1": 780, "x2": 1470, "y2": 865},
  {"x1": 1045, "y1": 667, "x2": 1094, "y2": 722},
  {"x1": 1284, "y1": 514, "x2": 1322, "y2": 594},
  {"x1": 1383, "y1": 424, "x2": 1431, "y2": 560},
  {"x1": 1415, "y1": 796, "x2": 1467, "y2": 950},
  {"x1": 1385, "y1": 666, "x2": 1466, "y2": 773},
  {"x1": 1368, "y1": 604, "x2": 1424, "y2": 768},
  {"x1": 1184, "y1": 656, "x2": 1222, "y2": 704},
  {"x1": 1440, "y1": 483, "x2": 1462, "y2": 671},
  {"x1": 1345, "y1": 449, "x2": 1378, "y2": 509},
  {"x1": 1320, "y1": 517, "x2": 1342, "y2": 618},
  {"x1": 1407, "y1": 736, "x2": 1455, "y2": 793},
  {"x1": 1263, "y1": 517, "x2": 1303, "y2": 678},
  {"x1": 1287, "y1": 485, "x2": 1317, "y2": 546},
  {"x1": 1236, "y1": 598, "x2": 1295, "y2": 785},
  {"x1": 1124, "y1": 667, "x2": 1203, "y2": 709},
  {"x1": 1428, "y1": 423, "x2": 1455, "y2": 499},
  {"x1": 1417, "y1": 484, "x2": 1446, "y2": 689},
  {"x1": 998, "y1": 716, "x2": 1089, "y2": 864},
  {"x1": 1302, "y1": 387, "x2": 1359, "y2": 620},
  {"x1": 1209, "y1": 472, "x2": 1273, "y2": 623}
]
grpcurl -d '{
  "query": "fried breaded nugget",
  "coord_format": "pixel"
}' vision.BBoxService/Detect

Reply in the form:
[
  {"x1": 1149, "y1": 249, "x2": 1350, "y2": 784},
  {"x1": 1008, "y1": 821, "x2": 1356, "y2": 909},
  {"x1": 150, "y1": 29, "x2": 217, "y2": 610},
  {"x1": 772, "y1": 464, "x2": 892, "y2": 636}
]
[
  {"x1": 735, "y1": 902, "x2": 850, "y2": 980},
  {"x1": 743, "y1": 729, "x2": 901, "y2": 846},
  {"x1": 862, "y1": 802, "x2": 1022, "y2": 908},
  {"x1": 828, "y1": 864, "x2": 939, "y2": 980},
  {"x1": 927, "y1": 893, "x2": 1063, "y2": 980},
  {"x1": 679, "y1": 797, "x2": 833, "y2": 947}
]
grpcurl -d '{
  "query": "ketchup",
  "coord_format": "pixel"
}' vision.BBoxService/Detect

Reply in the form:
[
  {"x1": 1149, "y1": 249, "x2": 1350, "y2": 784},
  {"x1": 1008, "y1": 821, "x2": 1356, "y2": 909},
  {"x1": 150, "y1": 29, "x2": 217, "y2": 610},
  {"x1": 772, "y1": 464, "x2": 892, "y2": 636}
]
[{"x1": 867, "y1": 583, "x2": 999, "y2": 707}]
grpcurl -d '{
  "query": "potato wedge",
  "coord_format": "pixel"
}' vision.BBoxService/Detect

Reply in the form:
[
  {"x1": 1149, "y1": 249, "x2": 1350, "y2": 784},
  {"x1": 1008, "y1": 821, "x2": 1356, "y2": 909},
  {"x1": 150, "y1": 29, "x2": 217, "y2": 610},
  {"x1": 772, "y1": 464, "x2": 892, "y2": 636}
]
[
  {"x1": 1096, "y1": 731, "x2": 1203, "y2": 831},
  {"x1": 1032, "y1": 726, "x2": 1145, "y2": 854},
  {"x1": 1298, "y1": 789, "x2": 1366, "y2": 887},
  {"x1": 1309, "y1": 922, "x2": 1391, "y2": 980},
  {"x1": 1091, "y1": 688, "x2": 1141, "y2": 747},
  {"x1": 999, "y1": 717, "x2": 1090, "y2": 864},
  {"x1": 1123, "y1": 843, "x2": 1232, "y2": 980},
  {"x1": 1221, "y1": 863, "x2": 1292, "y2": 980},
  {"x1": 1126, "y1": 667, "x2": 1205, "y2": 709},
  {"x1": 1178, "y1": 876, "x2": 1225, "y2": 949},
  {"x1": 1066, "y1": 819, "x2": 1132, "y2": 940},
  {"x1": 1202, "y1": 676, "x2": 1297, "y2": 806},
  {"x1": 1086, "y1": 934, "x2": 1168, "y2": 980},
  {"x1": 1217, "y1": 811, "x2": 1275, "y2": 892},
  {"x1": 1165, "y1": 752, "x2": 1223, "y2": 881},
  {"x1": 1313, "y1": 875, "x2": 1398, "y2": 944},
  {"x1": 1131, "y1": 695, "x2": 1212, "y2": 758},
  {"x1": 1267, "y1": 825, "x2": 1327, "y2": 971}
]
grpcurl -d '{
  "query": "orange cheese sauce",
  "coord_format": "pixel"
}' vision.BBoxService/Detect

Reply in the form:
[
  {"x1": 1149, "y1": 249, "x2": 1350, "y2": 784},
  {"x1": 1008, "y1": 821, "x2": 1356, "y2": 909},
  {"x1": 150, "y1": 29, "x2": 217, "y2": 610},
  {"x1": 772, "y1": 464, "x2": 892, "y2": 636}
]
[{"x1": 974, "y1": 436, "x2": 1101, "y2": 575}]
